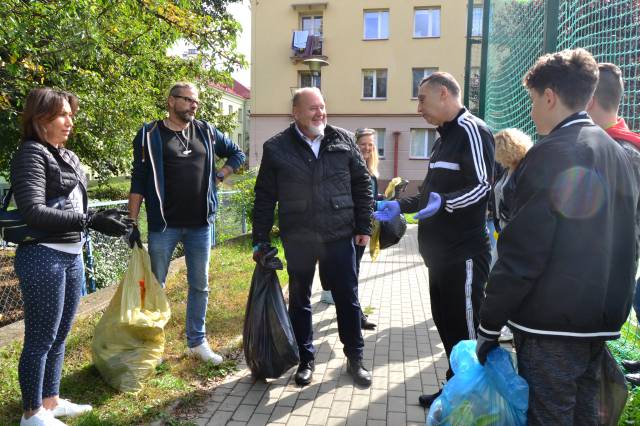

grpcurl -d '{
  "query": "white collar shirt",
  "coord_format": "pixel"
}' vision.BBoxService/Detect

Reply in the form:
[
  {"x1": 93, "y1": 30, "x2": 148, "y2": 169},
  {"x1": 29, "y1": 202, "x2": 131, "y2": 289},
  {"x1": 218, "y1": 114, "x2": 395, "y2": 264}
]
[{"x1": 295, "y1": 124, "x2": 323, "y2": 158}]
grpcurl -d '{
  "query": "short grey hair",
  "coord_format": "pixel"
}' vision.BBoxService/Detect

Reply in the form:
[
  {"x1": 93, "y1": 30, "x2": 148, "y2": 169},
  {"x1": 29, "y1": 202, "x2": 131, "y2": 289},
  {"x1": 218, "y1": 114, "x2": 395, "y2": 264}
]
[
  {"x1": 419, "y1": 72, "x2": 461, "y2": 97},
  {"x1": 292, "y1": 87, "x2": 323, "y2": 107},
  {"x1": 169, "y1": 82, "x2": 198, "y2": 97}
]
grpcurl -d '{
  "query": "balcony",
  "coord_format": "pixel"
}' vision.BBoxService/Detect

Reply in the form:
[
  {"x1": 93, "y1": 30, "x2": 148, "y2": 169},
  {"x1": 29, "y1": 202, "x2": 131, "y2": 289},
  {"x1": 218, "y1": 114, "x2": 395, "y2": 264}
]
[{"x1": 291, "y1": 30, "x2": 328, "y2": 64}]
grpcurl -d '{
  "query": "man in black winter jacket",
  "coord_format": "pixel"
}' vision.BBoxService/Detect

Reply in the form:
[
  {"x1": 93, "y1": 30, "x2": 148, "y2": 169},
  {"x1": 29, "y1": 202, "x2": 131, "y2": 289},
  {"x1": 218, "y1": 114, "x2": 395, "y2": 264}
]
[
  {"x1": 375, "y1": 72, "x2": 495, "y2": 408},
  {"x1": 477, "y1": 49, "x2": 639, "y2": 425},
  {"x1": 252, "y1": 87, "x2": 373, "y2": 388}
]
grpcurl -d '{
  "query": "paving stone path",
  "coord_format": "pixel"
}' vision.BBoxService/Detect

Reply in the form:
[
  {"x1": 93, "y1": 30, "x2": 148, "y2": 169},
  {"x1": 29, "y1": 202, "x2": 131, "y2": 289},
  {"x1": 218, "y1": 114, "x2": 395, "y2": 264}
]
[{"x1": 194, "y1": 225, "x2": 449, "y2": 425}]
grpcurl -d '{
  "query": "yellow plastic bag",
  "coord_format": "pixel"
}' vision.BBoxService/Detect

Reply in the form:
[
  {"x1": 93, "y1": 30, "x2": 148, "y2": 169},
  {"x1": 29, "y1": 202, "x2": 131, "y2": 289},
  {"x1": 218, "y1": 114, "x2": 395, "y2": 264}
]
[
  {"x1": 370, "y1": 177, "x2": 404, "y2": 261},
  {"x1": 91, "y1": 246, "x2": 171, "y2": 393}
]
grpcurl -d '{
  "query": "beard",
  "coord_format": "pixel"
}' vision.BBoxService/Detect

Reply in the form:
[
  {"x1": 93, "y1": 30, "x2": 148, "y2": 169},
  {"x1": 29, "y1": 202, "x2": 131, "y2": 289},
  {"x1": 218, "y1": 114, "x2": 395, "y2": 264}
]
[
  {"x1": 308, "y1": 121, "x2": 326, "y2": 137},
  {"x1": 176, "y1": 108, "x2": 196, "y2": 123}
]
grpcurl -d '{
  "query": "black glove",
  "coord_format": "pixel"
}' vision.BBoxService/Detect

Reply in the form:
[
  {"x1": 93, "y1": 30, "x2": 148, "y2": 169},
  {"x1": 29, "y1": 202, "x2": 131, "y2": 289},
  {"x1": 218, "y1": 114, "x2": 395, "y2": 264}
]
[
  {"x1": 127, "y1": 224, "x2": 143, "y2": 248},
  {"x1": 476, "y1": 334, "x2": 499, "y2": 365},
  {"x1": 87, "y1": 208, "x2": 130, "y2": 237},
  {"x1": 252, "y1": 243, "x2": 283, "y2": 270}
]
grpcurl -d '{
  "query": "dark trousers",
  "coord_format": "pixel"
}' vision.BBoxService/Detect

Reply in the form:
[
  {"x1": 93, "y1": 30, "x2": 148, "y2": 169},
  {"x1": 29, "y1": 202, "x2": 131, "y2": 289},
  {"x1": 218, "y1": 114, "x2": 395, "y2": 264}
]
[
  {"x1": 283, "y1": 237, "x2": 364, "y2": 362},
  {"x1": 427, "y1": 251, "x2": 490, "y2": 379},
  {"x1": 14, "y1": 244, "x2": 84, "y2": 410},
  {"x1": 514, "y1": 331, "x2": 604, "y2": 426}
]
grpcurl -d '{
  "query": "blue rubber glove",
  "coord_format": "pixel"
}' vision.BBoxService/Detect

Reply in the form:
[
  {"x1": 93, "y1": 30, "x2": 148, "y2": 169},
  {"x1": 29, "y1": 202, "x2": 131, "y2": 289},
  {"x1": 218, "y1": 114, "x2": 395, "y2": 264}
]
[
  {"x1": 373, "y1": 200, "x2": 401, "y2": 222},
  {"x1": 413, "y1": 193, "x2": 442, "y2": 220}
]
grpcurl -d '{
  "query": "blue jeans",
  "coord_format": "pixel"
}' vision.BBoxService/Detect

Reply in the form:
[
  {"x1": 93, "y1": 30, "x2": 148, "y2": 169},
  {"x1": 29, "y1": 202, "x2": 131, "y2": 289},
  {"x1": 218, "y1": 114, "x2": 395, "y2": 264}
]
[
  {"x1": 148, "y1": 225, "x2": 211, "y2": 348},
  {"x1": 14, "y1": 245, "x2": 84, "y2": 410}
]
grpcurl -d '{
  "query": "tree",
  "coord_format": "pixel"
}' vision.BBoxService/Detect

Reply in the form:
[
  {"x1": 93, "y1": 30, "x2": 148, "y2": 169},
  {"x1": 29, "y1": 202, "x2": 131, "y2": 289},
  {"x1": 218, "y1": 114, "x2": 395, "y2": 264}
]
[{"x1": 0, "y1": 0, "x2": 245, "y2": 178}]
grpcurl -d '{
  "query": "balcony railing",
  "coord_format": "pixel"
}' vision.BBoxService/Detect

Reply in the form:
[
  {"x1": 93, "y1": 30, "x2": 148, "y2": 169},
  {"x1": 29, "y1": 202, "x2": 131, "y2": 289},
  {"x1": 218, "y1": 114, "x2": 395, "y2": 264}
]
[{"x1": 291, "y1": 30, "x2": 325, "y2": 62}]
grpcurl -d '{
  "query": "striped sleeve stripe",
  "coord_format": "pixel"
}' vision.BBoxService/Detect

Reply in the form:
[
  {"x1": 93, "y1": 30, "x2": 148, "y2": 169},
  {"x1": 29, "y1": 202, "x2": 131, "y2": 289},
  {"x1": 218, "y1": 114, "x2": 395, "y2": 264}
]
[{"x1": 445, "y1": 114, "x2": 490, "y2": 211}]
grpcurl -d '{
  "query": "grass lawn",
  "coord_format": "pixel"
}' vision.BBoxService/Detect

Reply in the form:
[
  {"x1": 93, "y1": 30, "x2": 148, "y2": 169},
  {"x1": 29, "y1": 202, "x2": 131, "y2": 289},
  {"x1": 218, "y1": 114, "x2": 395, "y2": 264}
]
[{"x1": 0, "y1": 235, "x2": 288, "y2": 425}]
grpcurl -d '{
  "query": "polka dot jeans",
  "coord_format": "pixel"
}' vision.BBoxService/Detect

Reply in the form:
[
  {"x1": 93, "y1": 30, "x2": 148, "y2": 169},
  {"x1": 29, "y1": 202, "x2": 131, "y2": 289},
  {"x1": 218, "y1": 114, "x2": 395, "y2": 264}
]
[{"x1": 14, "y1": 244, "x2": 83, "y2": 411}]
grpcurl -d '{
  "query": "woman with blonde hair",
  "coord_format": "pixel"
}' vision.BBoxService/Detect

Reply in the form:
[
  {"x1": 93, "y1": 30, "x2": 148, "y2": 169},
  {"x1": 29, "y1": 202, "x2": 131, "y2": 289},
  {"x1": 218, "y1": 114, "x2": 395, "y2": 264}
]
[
  {"x1": 493, "y1": 128, "x2": 532, "y2": 232},
  {"x1": 491, "y1": 127, "x2": 532, "y2": 343}
]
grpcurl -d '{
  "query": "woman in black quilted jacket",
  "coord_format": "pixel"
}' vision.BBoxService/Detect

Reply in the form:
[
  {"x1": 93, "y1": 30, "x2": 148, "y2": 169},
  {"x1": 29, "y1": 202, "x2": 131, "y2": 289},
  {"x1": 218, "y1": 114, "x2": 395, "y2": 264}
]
[{"x1": 10, "y1": 88, "x2": 129, "y2": 426}]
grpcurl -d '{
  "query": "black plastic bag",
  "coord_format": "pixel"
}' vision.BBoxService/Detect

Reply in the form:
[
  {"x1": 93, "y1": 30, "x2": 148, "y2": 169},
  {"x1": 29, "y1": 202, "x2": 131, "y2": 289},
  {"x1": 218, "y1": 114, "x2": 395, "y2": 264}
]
[
  {"x1": 243, "y1": 248, "x2": 299, "y2": 379},
  {"x1": 379, "y1": 214, "x2": 407, "y2": 249},
  {"x1": 598, "y1": 347, "x2": 628, "y2": 426}
]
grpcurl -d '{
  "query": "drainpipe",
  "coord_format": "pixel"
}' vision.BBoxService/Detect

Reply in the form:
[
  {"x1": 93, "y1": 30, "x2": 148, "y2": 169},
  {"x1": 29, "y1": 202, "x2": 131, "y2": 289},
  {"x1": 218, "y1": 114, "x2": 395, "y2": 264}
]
[{"x1": 393, "y1": 131, "x2": 400, "y2": 177}]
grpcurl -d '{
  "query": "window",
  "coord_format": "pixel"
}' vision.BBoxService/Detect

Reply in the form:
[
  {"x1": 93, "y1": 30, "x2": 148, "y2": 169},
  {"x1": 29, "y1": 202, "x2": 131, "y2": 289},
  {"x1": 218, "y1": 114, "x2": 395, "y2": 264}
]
[
  {"x1": 414, "y1": 8, "x2": 440, "y2": 38},
  {"x1": 364, "y1": 10, "x2": 389, "y2": 40},
  {"x1": 410, "y1": 128, "x2": 438, "y2": 158},
  {"x1": 228, "y1": 105, "x2": 233, "y2": 115},
  {"x1": 301, "y1": 15, "x2": 323, "y2": 36},
  {"x1": 300, "y1": 71, "x2": 321, "y2": 89},
  {"x1": 237, "y1": 134, "x2": 242, "y2": 146},
  {"x1": 374, "y1": 128, "x2": 386, "y2": 158},
  {"x1": 412, "y1": 68, "x2": 438, "y2": 98},
  {"x1": 472, "y1": 6, "x2": 483, "y2": 37},
  {"x1": 363, "y1": 69, "x2": 387, "y2": 99},
  {"x1": 218, "y1": 101, "x2": 223, "y2": 111},
  {"x1": 238, "y1": 108, "x2": 243, "y2": 123}
]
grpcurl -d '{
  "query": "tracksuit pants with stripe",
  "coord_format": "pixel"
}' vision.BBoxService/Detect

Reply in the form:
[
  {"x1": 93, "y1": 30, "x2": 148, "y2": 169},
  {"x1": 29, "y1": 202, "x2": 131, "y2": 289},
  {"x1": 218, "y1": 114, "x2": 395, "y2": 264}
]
[{"x1": 427, "y1": 250, "x2": 490, "y2": 380}]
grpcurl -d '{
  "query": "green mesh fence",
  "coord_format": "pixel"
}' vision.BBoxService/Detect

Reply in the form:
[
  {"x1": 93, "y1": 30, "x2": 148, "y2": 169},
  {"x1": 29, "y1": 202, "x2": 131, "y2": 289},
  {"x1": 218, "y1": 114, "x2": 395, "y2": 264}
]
[
  {"x1": 484, "y1": 0, "x2": 640, "y2": 136},
  {"x1": 484, "y1": 0, "x2": 545, "y2": 136},
  {"x1": 556, "y1": 0, "x2": 640, "y2": 133}
]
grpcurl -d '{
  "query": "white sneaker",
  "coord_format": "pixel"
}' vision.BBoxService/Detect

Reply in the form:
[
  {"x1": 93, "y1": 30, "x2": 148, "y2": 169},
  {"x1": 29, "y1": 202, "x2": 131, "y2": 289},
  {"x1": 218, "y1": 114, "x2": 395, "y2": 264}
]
[
  {"x1": 50, "y1": 399, "x2": 92, "y2": 418},
  {"x1": 498, "y1": 326, "x2": 513, "y2": 343},
  {"x1": 187, "y1": 341, "x2": 223, "y2": 364},
  {"x1": 20, "y1": 409, "x2": 66, "y2": 426}
]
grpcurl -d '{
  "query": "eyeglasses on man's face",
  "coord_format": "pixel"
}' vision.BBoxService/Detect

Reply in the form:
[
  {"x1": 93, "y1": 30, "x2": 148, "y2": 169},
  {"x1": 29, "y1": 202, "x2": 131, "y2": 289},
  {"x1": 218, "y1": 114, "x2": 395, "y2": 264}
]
[{"x1": 172, "y1": 94, "x2": 200, "y2": 106}]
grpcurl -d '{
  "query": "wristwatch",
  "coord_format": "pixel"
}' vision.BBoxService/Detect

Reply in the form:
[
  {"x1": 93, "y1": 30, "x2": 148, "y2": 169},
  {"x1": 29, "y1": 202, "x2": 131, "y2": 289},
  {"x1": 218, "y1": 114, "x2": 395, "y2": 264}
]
[{"x1": 216, "y1": 171, "x2": 225, "y2": 182}]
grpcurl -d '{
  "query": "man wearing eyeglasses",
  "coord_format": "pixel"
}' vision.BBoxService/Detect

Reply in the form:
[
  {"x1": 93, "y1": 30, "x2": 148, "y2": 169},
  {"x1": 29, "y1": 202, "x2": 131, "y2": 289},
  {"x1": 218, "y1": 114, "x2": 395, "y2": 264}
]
[{"x1": 127, "y1": 82, "x2": 245, "y2": 364}]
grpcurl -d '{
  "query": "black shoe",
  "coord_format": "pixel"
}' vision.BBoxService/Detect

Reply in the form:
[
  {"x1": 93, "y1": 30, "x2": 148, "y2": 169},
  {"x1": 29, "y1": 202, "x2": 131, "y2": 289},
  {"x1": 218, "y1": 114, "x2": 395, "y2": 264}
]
[
  {"x1": 418, "y1": 389, "x2": 442, "y2": 408},
  {"x1": 622, "y1": 360, "x2": 640, "y2": 373},
  {"x1": 294, "y1": 360, "x2": 314, "y2": 386},
  {"x1": 626, "y1": 373, "x2": 640, "y2": 386},
  {"x1": 361, "y1": 315, "x2": 377, "y2": 330},
  {"x1": 347, "y1": 358, "x2": 372, "y2": 387}
]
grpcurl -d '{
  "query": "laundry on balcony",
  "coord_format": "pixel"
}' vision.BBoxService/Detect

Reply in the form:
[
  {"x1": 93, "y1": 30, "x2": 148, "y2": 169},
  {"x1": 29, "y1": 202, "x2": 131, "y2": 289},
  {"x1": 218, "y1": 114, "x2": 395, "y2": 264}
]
[
  {"x1": 291, "y1": 31, "x2": 323, "y2": 58},
  {"x1": 292, "y1": 30, "x2": 309, "y2": 50}
]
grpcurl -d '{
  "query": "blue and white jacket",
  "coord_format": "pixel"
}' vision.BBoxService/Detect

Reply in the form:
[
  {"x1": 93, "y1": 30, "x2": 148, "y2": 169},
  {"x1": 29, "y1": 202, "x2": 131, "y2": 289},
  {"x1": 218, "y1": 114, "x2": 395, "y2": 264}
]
[{"x1": 129, "y1": 119, "x2": 245, "y2": 232}]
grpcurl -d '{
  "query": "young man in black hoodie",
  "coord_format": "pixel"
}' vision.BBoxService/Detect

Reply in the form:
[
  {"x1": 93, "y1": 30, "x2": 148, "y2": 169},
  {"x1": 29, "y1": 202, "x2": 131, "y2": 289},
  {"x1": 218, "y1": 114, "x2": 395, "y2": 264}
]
[
  {"x1": 375, "y1": 72, "x2": 495, "y2": 408},
  {"x1": 477, "y1": 49, "x2": 639, "y2": 425}
]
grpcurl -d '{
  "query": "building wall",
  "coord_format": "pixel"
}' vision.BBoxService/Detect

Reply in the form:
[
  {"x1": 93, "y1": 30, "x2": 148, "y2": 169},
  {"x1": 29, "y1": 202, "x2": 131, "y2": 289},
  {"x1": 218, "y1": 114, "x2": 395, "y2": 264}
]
[
  {"x1": 250, "y1": 0, "x2": 471, "y2": 186},
  {"x1": 216, "y1": 90, "x2": 250, "y2": 154}
]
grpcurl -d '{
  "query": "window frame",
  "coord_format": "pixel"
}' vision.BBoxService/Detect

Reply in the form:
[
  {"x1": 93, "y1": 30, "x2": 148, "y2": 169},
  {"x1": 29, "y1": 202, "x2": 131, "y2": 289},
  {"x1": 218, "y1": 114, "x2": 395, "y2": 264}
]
[
  {"x1": 411, "y1": 67, "x2": 439, "y2": 98},
  {"x1": 301, "y1": 14, "x2": 323, "y2": 36},
  {"x1": 413, "y1": 7, "x2": 441, "y2": 38},
  {"x1": 363, "y1": 10, "x2": 389, "y2": 40},
  {"x1": 410, "y1": 128, "x2": 437, "y2": 159},
  {"x1": 373, "y1": 128, "x2": 386, "y2": 158},
  {"x1": 471, "y1": 6, "x2": 483, "y2": 37},
  {"x1": 299, "y1": 71, "x2": 322, "y2": 89},
  {"x1": 362, "y1": 69, "x2": 388, "y2": 100}
]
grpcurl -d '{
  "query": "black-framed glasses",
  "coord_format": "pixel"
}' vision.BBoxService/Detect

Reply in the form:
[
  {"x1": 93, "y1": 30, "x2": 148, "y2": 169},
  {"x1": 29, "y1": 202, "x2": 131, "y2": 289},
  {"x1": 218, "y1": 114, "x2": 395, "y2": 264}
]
[{"x1": 172, "y1": 95, "x2": 200, "y2": 106}]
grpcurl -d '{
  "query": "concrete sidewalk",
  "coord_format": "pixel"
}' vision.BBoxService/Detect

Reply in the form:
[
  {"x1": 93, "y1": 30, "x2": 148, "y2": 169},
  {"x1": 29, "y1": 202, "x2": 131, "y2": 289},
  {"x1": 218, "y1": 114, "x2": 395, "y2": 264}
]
[{"x1": 195, "y1": 225, "x2": 447, "y2": 425}]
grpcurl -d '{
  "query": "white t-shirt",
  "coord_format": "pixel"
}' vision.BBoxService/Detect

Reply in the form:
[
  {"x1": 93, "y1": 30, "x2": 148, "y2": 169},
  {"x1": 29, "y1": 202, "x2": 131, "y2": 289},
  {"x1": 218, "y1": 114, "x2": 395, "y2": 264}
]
[{"x1": 41, "y1": 184, "x2": 85, "y2": 254}]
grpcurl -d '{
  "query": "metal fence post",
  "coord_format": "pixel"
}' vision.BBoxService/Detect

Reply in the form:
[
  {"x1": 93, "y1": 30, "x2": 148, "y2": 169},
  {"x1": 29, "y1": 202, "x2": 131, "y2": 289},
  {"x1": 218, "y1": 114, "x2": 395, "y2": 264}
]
[
  {"x1": 543, "y1": 0, "x2": 560, "y2": 53},
  {"x1": 478, "y1": 0, "x2": 491, "y2": 120},
  {"x1": 84, "y1": 230, "x2": 97, "y2": 293},
  {"x1": 241, "y1": 205, "x2": 247, "y2": 234}
]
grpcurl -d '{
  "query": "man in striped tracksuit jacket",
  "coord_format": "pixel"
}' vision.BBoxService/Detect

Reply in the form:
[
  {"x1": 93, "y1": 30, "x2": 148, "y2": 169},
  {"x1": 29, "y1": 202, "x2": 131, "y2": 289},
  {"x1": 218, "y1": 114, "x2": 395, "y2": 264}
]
[{"x1": 375, "y1": 72, "x2": 495, "y2": 408}]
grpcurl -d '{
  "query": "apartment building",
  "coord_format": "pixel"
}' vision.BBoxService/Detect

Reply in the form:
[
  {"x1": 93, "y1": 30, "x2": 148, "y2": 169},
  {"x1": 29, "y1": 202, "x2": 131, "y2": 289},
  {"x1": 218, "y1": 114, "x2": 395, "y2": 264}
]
[
  {"x1": 250, "y1": 0, "x2": 479, "y2": 190},
  {"x1": 211, "y1": 79, "x2": 252, "y2": 154}
]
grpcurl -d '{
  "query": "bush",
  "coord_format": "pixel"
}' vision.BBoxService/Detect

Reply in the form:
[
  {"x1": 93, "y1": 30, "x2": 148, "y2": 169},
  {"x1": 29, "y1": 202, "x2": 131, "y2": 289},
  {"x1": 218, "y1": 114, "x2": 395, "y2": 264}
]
[
  {"x1": 88, "y1": 179, "x2": 130, "y2": 201},
  {"x1": 229, "y1": 170, "x2": 257, "y2": 228}
]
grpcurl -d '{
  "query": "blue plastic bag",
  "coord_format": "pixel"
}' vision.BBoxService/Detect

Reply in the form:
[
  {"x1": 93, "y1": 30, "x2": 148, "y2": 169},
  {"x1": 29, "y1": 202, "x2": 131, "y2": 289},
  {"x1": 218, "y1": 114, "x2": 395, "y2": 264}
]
[{"x1": 426, "y1": 340, "x2": 529, "y2": 426}]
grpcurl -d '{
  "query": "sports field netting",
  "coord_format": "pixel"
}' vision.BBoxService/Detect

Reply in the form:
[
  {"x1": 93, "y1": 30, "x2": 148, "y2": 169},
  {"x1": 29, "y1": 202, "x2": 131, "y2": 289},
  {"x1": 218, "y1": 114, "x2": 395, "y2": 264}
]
[{"x1": 484, "y1": 0, "x2": 640, "y2": 136}]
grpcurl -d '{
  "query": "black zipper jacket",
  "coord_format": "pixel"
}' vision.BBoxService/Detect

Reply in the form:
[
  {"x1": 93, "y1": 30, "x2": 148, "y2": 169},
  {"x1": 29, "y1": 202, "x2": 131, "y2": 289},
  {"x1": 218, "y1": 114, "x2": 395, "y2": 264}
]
[
  {"x1": 479, "y1": 113, "x2": 639, "y2": 340},
  {"x1": 252, "y1": 123, "x2": 372, "y2": 244},
  {"x1": 398, "y1": 108, "x2": 495, "y2": 266},
  {"x1": 10, "y1": 140, "x2": 88, "y2": 243}
]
